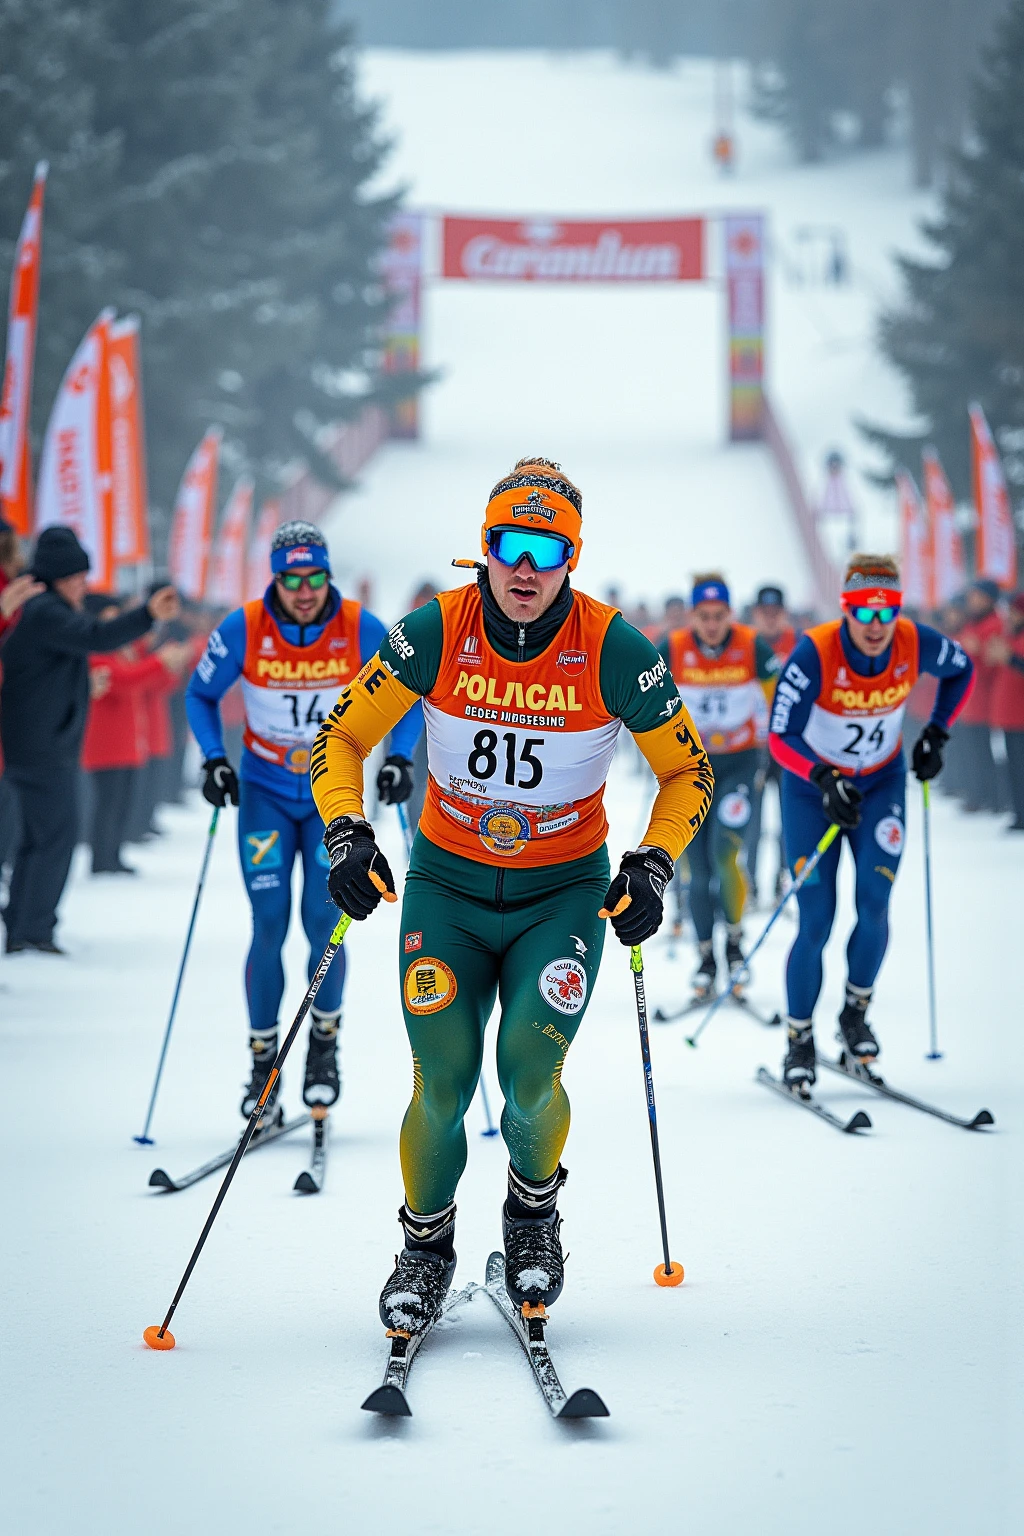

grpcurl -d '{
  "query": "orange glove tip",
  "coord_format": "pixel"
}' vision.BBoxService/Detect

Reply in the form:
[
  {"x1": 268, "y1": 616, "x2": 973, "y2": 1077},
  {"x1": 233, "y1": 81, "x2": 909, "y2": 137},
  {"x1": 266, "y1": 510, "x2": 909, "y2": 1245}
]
[{"x1": 598, "y1": 894, "x2": 632, "y2": 920}]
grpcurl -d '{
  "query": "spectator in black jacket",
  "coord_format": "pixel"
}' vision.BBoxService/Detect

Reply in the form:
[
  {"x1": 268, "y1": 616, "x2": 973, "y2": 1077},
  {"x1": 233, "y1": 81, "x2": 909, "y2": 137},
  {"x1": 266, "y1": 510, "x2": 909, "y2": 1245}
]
[{"x1": 0, "y1": 526, "x2": 179, "y2": 954}]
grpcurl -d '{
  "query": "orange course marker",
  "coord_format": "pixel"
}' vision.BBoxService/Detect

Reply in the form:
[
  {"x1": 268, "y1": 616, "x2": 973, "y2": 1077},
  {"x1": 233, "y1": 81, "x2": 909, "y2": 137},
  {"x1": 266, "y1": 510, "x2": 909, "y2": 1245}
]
[
  {"x1": 654, "y1": 1262, "x2": 685, "y2": 1287},
  {"x1": 143, "y1": 1325, "x2": 176, "y2": 1350}
]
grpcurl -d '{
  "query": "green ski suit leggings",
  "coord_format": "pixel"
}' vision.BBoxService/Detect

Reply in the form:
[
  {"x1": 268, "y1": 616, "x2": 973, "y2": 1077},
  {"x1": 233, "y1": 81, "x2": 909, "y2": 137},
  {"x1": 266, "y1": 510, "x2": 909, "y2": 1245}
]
[{"x1": 397, "y1": 834, "x2": 610, "y2": 1215}]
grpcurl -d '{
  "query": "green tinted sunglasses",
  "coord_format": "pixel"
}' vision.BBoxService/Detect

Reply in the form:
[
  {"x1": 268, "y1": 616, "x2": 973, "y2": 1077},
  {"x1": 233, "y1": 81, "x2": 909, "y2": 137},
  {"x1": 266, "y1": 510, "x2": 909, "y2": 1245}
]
[
  {"x1": 277, "y1": 570, "x2": 329, "y2": 591},
  {"x1": 848, "y1": 604, "x2": 900, "y2": 624}
]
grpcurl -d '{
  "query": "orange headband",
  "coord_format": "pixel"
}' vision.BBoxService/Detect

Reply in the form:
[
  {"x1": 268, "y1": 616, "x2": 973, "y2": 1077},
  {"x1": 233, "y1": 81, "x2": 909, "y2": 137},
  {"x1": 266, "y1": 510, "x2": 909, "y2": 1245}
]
[{"x1": 481, "y1": 466, "x2": 583, "y2": 571}]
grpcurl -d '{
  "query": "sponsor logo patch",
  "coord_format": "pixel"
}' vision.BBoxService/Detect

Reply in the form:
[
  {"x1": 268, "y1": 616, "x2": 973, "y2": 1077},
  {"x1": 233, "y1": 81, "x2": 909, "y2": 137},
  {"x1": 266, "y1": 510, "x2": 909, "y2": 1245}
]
[
  {"x1": 479, "y1": 804, "x2": 530, "y2": 857},
  {"x1": 244, "y1": 830, "x2": 282, "y2": 870},
  {"x1": 511, "y1": 492, "x2": 555, "y2": 521},
  {"x1": 404, "y1": 931, "x2": 423, "y2": 953},
  {"x1": 717, "y1": 788, "x2": 751, "y2": 828},
  {"x1": 538, "y1": 958, "x2": 588, "y2": 1016},
  {"x1": 404, "y1": 958, "x2": 457, "y2": 1014},
  {"x1": 388, "y1": 621, "x2": 414, "y2": 660},
  {"x1": 457, "y1": 634, "x2": 483, "y2": 667},
  {"x1": 556, "y1": 650, "x2": 587, "y2": 676},
  {"x1": 285, "y1": 746, "x2": 311, "y2": 775},
  {"x1": 874, "y1": 815, "x2": 904, "y2": 855},
  {"x1": 638, "y1": 657, "x2": 668, "y2": 693}
]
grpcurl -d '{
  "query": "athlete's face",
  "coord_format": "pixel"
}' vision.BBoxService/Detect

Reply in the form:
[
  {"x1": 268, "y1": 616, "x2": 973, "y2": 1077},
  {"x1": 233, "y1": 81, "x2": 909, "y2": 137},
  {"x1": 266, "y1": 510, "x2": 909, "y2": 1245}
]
[
  {"x1": 753, "y1": 604, "x2": 788, "y2": 640},
  {"x1": 487, "y1": 550, "x2": 567, "y2": 625},
  {"x1": 274, "y1": 570, "x2": 330, "y2": 625},
  {"x1": 691, "y1": 600, "x2": 731, "y2": 648},
  {"x1": 845, "y1": 609, "x2": 898, "y2": 657}
]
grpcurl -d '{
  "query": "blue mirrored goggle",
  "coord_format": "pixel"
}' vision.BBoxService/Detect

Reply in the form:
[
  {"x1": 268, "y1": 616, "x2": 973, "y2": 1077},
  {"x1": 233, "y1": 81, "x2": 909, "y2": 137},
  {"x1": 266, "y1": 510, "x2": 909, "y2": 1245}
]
[
  {"x1": 848, "y1": 604, "x2": 900, "y2": 624},
  {"x1": 487, "y1": 527, "x2": 573, "y2": 572}
]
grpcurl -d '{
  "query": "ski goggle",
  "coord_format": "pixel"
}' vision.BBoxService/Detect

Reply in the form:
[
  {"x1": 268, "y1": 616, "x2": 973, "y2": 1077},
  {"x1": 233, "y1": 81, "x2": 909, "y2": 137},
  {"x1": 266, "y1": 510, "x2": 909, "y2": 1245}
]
[
  {"x1": 845, "y1": 603, "x2": 900, "y2": 625},
  {"x1": 276, "y1": 569, "x2": 329, "y2": 591},
  {"x1": 486, "y1": 527, "x2": 574, "y2": 572}
]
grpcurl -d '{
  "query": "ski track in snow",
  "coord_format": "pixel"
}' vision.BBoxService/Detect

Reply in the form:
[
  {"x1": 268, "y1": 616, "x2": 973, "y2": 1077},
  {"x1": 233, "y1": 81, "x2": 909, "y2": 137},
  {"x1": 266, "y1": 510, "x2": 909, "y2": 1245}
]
[{"x1": 2, "y1": 50, "x2": 1019, "y2": 1536}]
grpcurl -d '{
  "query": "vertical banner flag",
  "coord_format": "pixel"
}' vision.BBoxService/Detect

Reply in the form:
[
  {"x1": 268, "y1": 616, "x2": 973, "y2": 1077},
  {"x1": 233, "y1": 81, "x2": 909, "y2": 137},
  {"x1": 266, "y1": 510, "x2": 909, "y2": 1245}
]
[
  {"x1": 108, "y1": 316, "x2": 150, "y2": 566},
  {"x1": 724, "y1": 213, "x2": 765, "y2": 441},
  {"x1": 970, "y1": 403, "x2": 1018, "y2": 589},
  {"x1": 35, "y1": 308, "x2": 115, "y2": 590},
  {"x1": 0, "y1": 161, "x2": 48, "y2": 534},
  {"x1": 168, "y1": 428, "x2": 220, "y2": 600},
  {"x1": 922, "y1": 447, "x2": 966, "y2": 607},
  {"x1": 246, "y1": 497, "x2": 278, "y2": 601},
  {"x1": 896, "y1": 469, "x2": 929, "y2": 608},
  {"x1": 206, "y1": 475, "x2": 253, "y2": 609},
  {"x1": 379, "y1": 212, "x2": 424, "y2": 440}
]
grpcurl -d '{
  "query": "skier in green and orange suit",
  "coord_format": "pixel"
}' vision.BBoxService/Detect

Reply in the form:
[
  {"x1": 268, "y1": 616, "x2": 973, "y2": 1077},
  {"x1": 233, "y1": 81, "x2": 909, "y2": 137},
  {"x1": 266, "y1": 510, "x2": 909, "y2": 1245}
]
[{"x1": 310, "y1": 458, "x2": 714, "y2": 1334}]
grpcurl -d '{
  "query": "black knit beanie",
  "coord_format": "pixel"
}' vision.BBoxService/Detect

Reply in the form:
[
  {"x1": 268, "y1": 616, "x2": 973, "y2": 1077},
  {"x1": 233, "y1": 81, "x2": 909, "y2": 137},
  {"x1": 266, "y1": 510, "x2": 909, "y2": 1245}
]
[{"x1": 31, "y1": 526, "x2": 91, "y2": 583}]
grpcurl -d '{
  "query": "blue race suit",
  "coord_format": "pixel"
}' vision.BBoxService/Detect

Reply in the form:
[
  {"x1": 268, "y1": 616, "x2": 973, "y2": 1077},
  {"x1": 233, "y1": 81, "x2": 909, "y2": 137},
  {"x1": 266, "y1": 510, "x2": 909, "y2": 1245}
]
[{"x1": 186, "y1": 585, "x2": 421, "y2": 1031}]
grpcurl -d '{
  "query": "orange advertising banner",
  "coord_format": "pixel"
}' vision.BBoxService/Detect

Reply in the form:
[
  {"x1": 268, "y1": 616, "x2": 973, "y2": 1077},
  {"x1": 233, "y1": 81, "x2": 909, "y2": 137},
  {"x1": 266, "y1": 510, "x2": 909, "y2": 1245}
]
[
  {"x1": 206, "y1": 475, "x2": 253, "y2": 609},
  {"x1": 970, "y1": 403, "x2": 1017, "y2": 589},
  {"x1": 0, "y1": 161, "x2": 47, "y2": 534},
  {"x1": 168, "y1": 428, "x2": 220, "y2": 601},
  {"x1": 246, "y1": 497, "x2": 278, "y2": 602},
  {"x1": 922, "y1": 447, "x2": 966, "y2": 608},
  {"x1": 896, "y1": 469, "x2": 929, "y2": 609},
  {"x1": 108, "y1": 317, "x2": 149, "y2": 566}
]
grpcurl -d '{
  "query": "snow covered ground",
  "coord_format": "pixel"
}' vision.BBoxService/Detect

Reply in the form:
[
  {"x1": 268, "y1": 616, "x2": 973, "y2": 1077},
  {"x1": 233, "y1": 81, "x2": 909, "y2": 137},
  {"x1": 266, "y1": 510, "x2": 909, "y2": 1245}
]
[
  {"x1": 3, "y1": 48, "x2": 1018, "y2": 1536},
  {"x1": 1, "y1": 765, "x2": 1019, "y2": 1534}
]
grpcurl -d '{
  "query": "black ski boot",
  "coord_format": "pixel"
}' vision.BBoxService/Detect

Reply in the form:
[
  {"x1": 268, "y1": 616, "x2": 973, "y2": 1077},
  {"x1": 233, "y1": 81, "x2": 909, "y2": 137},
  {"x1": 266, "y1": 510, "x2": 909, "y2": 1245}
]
[
  {"x1": 692, "y1": 941, "x2": 717, "y2": 1000},
  {"x1": 725, "y1": 925, "x2": 746, "y2": 993},
  {"x1": 782, "y1": 1019, "x2": 816, "y2": 1091},
  {"x1": 502, "y1": 1164, "x2": 568, "y2": 1309},
  {"x1": 302, "y1": 1010, "x2": 341, "y2": 1108},
  {"x1": 837, "y1": 984, "x2": 879, "y2": 1063},
  {"x1": 241, "y1": 1029, "x2": 281, "y2": 1122},
  {"x1": 379, "y1": 1202, "x2": 457, "y2": 1333}
]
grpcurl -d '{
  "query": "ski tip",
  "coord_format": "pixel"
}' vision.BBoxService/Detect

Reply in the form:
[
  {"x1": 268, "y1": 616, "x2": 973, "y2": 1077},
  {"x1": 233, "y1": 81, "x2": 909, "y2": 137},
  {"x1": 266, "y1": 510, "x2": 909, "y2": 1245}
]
[
  {"x1": 361, "y1": 1384, "x2": 412, "y2": 1417},
  {"x1": 147, "y1": 1168, "x2": 175, "y2": 1190},
  {"x1": 767, "y1": 1012, "x2": 783, "y2": 1028},
  {"x1": 653, "y1": 1260, "x2": 685, "y2": 1287},
  {"x1": 293, "y1": 1171, "x2": 321, "y2": 1194},
  {"x1": 970, "y1": 1108, "x2": 995, "y2": 1129},
  {"x1": 558, "y1": 1388, "x2": 609, "y2": 1419},
  {"x1": 844, "y1": 1110, "x2": 872, "y2": 1133},
  {"x1": 684, "y1": 1035, "x2": 698, "y2": 1049},
  {"x1": 480, "y1": 1127, "x2": 500, "y2": 1138},
  {"x1": 653, "y1": 1007, "x2": 667, "y2": 1022},
  {"x1": 143, "y1": 1325, "x2": 175, "y2": 1351},
  {"x1": 132, "y1": 1134, "x2": 155, "y2": 1146}
]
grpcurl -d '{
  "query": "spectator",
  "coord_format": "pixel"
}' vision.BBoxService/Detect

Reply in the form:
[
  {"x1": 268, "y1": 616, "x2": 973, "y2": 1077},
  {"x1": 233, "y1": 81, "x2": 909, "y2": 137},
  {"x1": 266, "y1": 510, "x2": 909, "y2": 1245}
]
[
  {"x1": 125, "y1": 612, "x2": 192, "y2": 843},
  {"x1": 956, "y1": 579, "x2": 1003, "y2": 813},
  {"x1": 0, "y1": 519, "x2": 44, "y2": 885},
  {"x1": 0, "y1": 526, "x2": 179, "y2": 954},
  {"x1": 988, "y1": 591, "x2": 1024, "y2": 831}
]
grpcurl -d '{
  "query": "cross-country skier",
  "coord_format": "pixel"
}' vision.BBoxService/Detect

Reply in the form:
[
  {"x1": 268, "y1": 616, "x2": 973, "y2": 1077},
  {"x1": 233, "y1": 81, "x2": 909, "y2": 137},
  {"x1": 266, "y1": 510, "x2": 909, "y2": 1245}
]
[
  {"x1": 660, "y1": 575, "x2": 780, "y2": 997},
  {"x1": 768, "y1": 554, "x2": 973, "y2": 1088},
  {"x1": 185, "y1": 520, "x2": 421, "y2": 1120},
  {"x1": 746, "y1": 584, "x2": 799, "y2": 903},
  {"x1": 310, "y1": 458, "x2": 713, "y2": 1331}
]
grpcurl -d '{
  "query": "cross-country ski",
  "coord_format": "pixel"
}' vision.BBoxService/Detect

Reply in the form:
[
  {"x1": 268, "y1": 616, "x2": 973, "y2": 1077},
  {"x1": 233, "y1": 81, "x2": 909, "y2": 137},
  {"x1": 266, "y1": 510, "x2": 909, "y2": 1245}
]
[{"x1": 147, "y1": 1114, "x2": 308, "y2": 1193}]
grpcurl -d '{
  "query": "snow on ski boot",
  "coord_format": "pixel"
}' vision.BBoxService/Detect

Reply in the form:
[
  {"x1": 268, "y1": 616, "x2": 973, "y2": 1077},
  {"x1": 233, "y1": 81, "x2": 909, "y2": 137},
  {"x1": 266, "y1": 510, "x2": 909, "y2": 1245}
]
[
  {"x1": 379, "y1": 1201, "x2": 457, "y2": 1333},
  {"x1": 837, "y1": 984, "x2": 879, "y2": 1064},
  {"x1": 692, "y1": 941, "x2": 717, "y2": 1000},
  {"x1": 302, "y1": 1009, "x2": 341, "y2": 1108},
  {"x1": 502, "y1": 1164, "x2": 567, "y2": 1310},
  {"x1": 782, "y1": 1019, "x2": 816, "y2": 1093},
  {"x1": 725, "y1": 925, "x2": 747, "y2": 994},
  {"x1": 241, "y1": 1029, "x2": 282, "y2": 1123}
]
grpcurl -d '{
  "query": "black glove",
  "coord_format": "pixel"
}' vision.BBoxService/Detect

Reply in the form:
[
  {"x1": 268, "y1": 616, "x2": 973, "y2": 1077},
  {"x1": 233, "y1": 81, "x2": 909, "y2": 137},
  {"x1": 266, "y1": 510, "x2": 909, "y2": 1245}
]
[
  {"x1": 911, "y1": 722, "x2": 949, "y2": 782},
  {"x1": 376, "y1": 754, "x2": 414, "y2": 806},
  {"x1": 201, "y1": 757, "x2": 239, "y2": 808},
  {"x1": 323, "y1": 815, "x2": 397, "y2": 919},
  {"x1": 810, "y1": 762, "x2": 862, "y2": 830},
  {"x1": 599, "y1": 845, "x2": 675, "y2": 945}
]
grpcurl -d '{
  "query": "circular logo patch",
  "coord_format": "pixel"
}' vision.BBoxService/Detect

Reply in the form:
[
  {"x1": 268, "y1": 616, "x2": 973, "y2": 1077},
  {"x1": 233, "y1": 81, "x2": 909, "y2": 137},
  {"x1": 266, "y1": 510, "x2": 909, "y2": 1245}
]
[
  {"x1": 479, "y1": 804, "x2": 530, "y2": 858},
  {"x1": 874, "y1": 815, "x2": 904, "y2": 855},
  {"x1": 538, "y1": 958, "x2": 588, "y2": 1016},
  {"x1": 404, "y1": 958, "x2": 457, "y2": 1015},
  {"x1": 718, "y1": 788, "x2": 751, "y2": 828},
  {"x1": 285, "y1": 746, "x2": 311, "y2": 775}
]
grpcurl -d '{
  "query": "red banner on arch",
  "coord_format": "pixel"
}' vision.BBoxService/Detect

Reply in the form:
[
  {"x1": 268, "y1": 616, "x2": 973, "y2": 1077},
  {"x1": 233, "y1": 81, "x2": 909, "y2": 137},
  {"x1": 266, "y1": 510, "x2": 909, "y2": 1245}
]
[{"x1": 442, "y1": 216, "x2": 704, "y2": 282}]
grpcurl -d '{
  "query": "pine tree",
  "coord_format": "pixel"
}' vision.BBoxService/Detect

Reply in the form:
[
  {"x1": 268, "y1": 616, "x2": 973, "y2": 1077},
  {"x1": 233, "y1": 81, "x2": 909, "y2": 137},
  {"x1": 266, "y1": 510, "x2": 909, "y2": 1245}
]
[{"x1": 864, "y1": 0, "x2": 1024, "y2": 498}]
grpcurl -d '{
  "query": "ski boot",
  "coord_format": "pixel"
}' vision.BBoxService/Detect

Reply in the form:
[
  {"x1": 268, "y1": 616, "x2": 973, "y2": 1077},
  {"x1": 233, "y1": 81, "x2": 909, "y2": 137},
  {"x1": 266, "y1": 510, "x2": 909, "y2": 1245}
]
[
  {"x1": 837, "y1": 984, "x2": 880, "y2": 1064},
  {"x1": 379, "y1": 1201, "x2": 457, "y2": 1333},
  {"x1": 692, "y1": 941, "x2": 717, "y2": 1001},
  {"x1": 782, "y1": 1019, "x2": 816, "y2": 1093},
  {"x1": 725, "y1": 925, "x2": 747, "y2": 994},
  {"x1": 302, "y1": 1009, "x2": 341, "y2": 1108},
  {"x1": 241, "y1": 1029, "x2": 282, "y2": 1124},
  {"x1": 502, "y1": 1164, "x2": 568, "y2": 1310}
]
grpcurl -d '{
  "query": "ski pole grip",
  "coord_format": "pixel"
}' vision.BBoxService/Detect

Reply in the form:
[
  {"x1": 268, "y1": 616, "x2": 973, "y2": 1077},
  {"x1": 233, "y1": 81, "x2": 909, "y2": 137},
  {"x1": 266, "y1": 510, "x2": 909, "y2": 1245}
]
[{"x1": 330, "y1": 913, "x2": 353, "y2": 946}]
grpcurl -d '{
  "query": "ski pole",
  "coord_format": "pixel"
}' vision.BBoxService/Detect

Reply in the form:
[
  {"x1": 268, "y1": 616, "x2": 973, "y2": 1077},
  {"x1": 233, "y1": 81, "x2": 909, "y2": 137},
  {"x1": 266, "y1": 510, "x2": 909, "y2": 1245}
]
[
  {"x1": 921, "y1": 781, "x2": 942, "y2": 1060},
  {"x1": 143, "y1": 912, "x2": 352, "y2": 1351},
  {"x1": 629, "y1": 945, "x2": 684, "y2": 1288},
  {"x1": 685, "y1": 822, "x2": 841, "y2": 1049},
  {"x1": 134, "y1": 807, "x2": 221, "y2": 1146},
  {"x1": 396, "y1": 800, "x2": 414, "y2": 860},
  {"x1": 477, "y1": 1066, "x2": 499, "y2": 1138}
]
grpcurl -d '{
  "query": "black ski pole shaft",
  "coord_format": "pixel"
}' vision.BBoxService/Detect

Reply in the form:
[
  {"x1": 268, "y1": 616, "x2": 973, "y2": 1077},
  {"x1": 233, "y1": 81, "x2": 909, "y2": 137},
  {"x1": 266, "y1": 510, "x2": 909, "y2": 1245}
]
[
  {"x1": 921, "y1": 781, "x2": 942, "y2": 1060},
  {"x1": 144, "y1": 912, "x2": 352, "y2": 1350},
  {"x1": 630, "y1": 945, "x2": 683, "y2": 1287},
  {"x1": 134, "y1": 807, "x2": 221, "y2": 1145},
  {"x1": 685, "y1": 822, "x2": 840, "y2": 1049}
]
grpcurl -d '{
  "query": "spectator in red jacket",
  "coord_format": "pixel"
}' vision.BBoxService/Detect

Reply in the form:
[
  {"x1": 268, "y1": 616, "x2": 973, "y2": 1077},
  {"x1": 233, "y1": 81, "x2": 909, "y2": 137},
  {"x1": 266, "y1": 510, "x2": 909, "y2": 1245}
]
[
  {"x1": 957, "y1": 579, "x2": 1004, "y2": 813},
  {"x1": 987, "y1": 592, "x2": 1024, "y2": 832}
]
